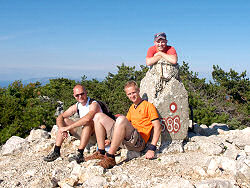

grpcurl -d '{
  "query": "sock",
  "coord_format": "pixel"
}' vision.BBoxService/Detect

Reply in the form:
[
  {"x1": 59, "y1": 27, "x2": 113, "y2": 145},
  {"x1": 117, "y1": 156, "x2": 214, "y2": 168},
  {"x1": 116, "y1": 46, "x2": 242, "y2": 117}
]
[
  {"x1": 78, "y1": 148, "x2": 84, "y2": 156},
  {"x1": 54, "y1": 145, "x2": 61, "y2": 154},
  {"x1": 98, "y1": 149, "x2": 106, "y2": 155},
  {"x1": 106, "y1": 152, "x2": 115, "y2": 159}
]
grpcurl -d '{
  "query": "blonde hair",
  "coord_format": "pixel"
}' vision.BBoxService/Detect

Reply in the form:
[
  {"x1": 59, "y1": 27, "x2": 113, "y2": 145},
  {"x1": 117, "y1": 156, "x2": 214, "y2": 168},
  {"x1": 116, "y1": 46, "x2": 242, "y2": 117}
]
[{"x1": 124, "y1": 81, "x2": 139, "y2": 91}]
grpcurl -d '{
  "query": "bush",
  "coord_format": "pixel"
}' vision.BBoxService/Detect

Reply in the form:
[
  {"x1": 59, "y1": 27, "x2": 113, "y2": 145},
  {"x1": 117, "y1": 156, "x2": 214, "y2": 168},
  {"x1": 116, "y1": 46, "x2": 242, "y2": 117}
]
[{"x1": 0, "y1": 63, "x2": 248, "y2": 145}]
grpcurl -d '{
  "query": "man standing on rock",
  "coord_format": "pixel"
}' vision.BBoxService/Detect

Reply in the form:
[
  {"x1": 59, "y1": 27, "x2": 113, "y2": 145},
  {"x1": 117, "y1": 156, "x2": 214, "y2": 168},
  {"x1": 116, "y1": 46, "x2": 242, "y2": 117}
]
[
  {"x1": 85, "y1": 81, "x2": 161, "y2": 169},
  {"x1": 146, "y1": 32, "x2": 178, "y2": 66},
  {"x1": 44, "y1": 84, "x2": 102, "y2": 163}
]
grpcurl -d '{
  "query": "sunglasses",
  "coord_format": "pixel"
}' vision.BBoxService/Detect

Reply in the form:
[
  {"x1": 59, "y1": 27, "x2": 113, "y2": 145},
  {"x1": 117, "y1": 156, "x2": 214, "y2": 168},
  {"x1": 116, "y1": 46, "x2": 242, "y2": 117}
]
[{"x1": 74, "y1": 92, "x2": 85, "y2": 98}]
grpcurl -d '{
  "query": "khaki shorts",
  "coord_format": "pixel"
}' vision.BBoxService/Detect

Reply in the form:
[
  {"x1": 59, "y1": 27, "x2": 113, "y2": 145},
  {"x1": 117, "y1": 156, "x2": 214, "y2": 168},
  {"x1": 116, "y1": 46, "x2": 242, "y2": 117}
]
[
  {"x1": 72, "y1": 126, "x2": 97, "y2": 145},
  {"x1": 107, "y1": 125, "x2": 146, "y2": 152}
]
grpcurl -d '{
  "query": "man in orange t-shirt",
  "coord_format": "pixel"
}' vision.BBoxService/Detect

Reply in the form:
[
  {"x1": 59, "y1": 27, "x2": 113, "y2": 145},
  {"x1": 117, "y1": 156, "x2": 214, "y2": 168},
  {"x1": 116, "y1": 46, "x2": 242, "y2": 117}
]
[
  {"x1": 146, "y1": 32, "x2": 178, "y2": 66},
  {"x1": 86, "y1": 81, "x2": 161, "y2": 169},
  {"x1": 126, "y1": 98, "x2": 159, "y2": 143}
]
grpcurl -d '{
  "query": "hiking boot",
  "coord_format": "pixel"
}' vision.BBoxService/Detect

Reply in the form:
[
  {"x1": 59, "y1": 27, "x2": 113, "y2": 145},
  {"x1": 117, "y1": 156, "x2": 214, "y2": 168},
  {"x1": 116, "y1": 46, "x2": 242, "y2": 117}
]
[
  {"x1": 85, "y1": 151, "x2": 105, "y2": 161},
  {"x1": 68, "y1": 151, "x2": 85, "y2": 164},
  {"x1": 97, "y1": 155, "x2": 116, "y2": 169},
  {"x1": 44, "y1": 151, "x2": 60, "y2": 162}
]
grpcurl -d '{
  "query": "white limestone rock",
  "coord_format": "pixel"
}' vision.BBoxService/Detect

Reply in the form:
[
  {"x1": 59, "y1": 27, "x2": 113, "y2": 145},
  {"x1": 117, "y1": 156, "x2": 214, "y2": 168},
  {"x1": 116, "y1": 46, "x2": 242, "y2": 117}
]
[
  {"x1": 199, "y1": 141, "x2": 224, "y2": 156},
  {"x1": 140, "y1": 61, "x2": 189, "y2": 144},
  {"x1": 1, "y1": 123, "x2": 249, "y2": 188},
  {"x1": 236, "y1": 156, "x2": 250, "y2": 187},
  {"x1": 24, "y1": 169, "x2": 36, "y2": 177},
  {"x1": 195, "y1": 179, "x2": 234, "y2": 188},
  {"x1": 120, "y1": 148, "x2": 128, "y2": 159},
  {"x1": 193, "y1": 166, "x2": 207, "y2": 177},
  {"x1": 27, "y1": 129, "x2": 50, "y2": 142},
  {"x1": 184, "y1": 141, "x2": 200, "y2": 151},
  {"x1": 50, "y1": 125, "x2": 58, "y2": 140},
  {"x1": 153, "y1": 177, "x2": 194, "y2": 188},
  {"x1": 160, "y1": 140, "x2": 184, "y2": 153},
  {"x1": 70, "y1": 163, "x2": 81, "y2": 179},
  {"x1": 1, "y1": 136, "x2": 27, "y2": 156},
  {"x1": 58, "y1": 177, "x2": 78, "y2": 188},
  {"x1": 72, "y1": 140, "x2": 80, "y2": 148},
  {"x1": 207, "y1": 157, "x2": 220, "y2": 176},
  {"x1": 82, "y1": 176, "x2": 107, "y2": 188},
  {"x1": 34, "y1": 139, "x2": 54, "y2": 152},
  {"x1": 225, "y1": 128, "x2": 250, "y2": 149},
  {"x1": 79, "y1": 165, "x2": 104, "y2": 183},
  {"x1": 223, "y1": 143, "x2": 240, "y2": 160},
  {"x1": 159, "y1": 155, "x2": 179, "y2": 165},
  {"x1": 244, "y1": 145, "x2": 250, "y2": 155},
  {"x1": 220, "y1": 157, "x2": 237, "y2": 175}
]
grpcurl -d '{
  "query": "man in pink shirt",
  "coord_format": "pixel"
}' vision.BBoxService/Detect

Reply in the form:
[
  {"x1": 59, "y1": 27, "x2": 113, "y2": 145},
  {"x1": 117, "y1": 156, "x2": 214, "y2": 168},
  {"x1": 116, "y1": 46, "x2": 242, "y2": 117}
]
[{"x1": 146, "y1": 32, "x2": 178, "y2": 66}]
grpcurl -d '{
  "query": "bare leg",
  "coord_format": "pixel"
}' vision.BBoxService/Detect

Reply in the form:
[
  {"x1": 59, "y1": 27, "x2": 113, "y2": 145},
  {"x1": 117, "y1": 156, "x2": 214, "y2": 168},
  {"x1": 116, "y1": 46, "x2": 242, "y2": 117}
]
[
  {"x1": 108, "y1": 116, "x2": 134, "y2": 155},
  {"x1": 55, "y1": 117, "x2": 94, "y2": 150},
  {"x1": 78, "y1": 120, "x2": 94, "y2": 149},
  {"x1": 44, "y1": 118, "x2": 76, "y2": 162},
  {"x1": 55, "y1": 117, "x2": 75, "y2": 146},
  {"x1": 93, "y1": 113, "x2": 115, "y2": 150}
]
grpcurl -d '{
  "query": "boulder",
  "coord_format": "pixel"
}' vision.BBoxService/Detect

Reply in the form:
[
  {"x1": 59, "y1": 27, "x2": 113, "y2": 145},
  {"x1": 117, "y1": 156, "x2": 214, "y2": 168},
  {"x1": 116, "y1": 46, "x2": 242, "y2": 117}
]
[
  {"x1": 82, "y1": 176, "x2": 107, "y2": 188},
  {"x1": 27, "y1": 129, "x2": 50, "y2": 142},
  {"x1": 79, "y1": 165, "x2": 104, "y2": 183},
  {"x1": 140, "y1": 59, "x2": 189, "y2": 148},
  {"x1": 1, "y1": 136, "x2": 27, "y2": 156},
  {"x1": 236, "y1": 155, "x2": 250, "y2": 187}
]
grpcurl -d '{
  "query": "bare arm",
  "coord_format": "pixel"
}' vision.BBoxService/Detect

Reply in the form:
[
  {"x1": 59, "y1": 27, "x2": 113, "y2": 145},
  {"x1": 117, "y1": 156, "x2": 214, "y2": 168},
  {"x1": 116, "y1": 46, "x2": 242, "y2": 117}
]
[
  {"x1": 150, "y1": 119, "x2": 161, "y2": 146},
  {"x1": 56, "y1": 104, "x2": 77, "y2": 128},
  {"x1": 154, "y1": 51, "x2": 178, "y2": 65},
  {"x1": 146, "y1": 55, "x2": 162, "y2": 66},
  {"x1": 62, "y1": 102, "x2": 101, "y2": 132},
  {"x1": 145, "y1": 119, "x2": 162, "y2": 159}
]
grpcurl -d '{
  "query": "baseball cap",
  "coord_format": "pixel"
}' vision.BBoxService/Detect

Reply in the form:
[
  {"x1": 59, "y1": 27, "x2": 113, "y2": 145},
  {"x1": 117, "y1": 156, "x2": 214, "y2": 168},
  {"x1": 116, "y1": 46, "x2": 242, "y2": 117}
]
[{"x1": 154, "y1": 32, "x2": 167, "y2": 41}]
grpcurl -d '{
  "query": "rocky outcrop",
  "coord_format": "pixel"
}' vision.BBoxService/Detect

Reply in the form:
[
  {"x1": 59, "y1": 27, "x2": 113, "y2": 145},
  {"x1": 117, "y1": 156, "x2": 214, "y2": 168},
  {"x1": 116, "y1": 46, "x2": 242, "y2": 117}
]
[
  {"x1": 140, "y1": 59, "x2": 189, "y2": 152},
  {"x1": 0, "y1": 124, "x2": 249, "y2": 187}
]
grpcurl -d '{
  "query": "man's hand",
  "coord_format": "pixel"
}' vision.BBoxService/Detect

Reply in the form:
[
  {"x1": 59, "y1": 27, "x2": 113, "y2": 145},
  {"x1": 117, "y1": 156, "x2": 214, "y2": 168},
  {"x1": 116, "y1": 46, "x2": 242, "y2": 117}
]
[
  {"x1": 145, "y1": 150, "x2": 155, "y2": 159},
  {"x1": 154, "y1": 51, "x2": 177, "y2": 65},
  {"x1": 61, "y1": 131, "x2": 68, "y2": 139},
  {"x1": 58, "y1": 127, "x2": 69, "y2": 139},
  {"x1": 154, "y1": 51, "x2": 163, "y2": 57}
]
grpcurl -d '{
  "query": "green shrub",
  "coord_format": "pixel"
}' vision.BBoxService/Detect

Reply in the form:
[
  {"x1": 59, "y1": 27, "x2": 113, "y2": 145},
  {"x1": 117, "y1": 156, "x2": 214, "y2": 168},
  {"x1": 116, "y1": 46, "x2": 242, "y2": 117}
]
[{"x1": 0, "y1": 63, "x2": 248, "y2": 145}]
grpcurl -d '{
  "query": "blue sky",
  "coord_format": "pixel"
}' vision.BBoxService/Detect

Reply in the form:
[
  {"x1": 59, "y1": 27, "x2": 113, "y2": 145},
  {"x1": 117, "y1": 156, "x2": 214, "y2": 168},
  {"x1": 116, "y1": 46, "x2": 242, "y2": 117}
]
[{"x1": 0, "y1": 0, "x2": 249, "y2": 82}]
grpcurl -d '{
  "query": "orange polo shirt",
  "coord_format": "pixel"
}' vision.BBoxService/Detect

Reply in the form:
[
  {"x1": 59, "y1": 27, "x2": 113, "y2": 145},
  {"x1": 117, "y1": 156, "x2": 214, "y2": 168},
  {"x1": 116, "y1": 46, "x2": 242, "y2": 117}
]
[{"x1": 126, "y1": 100, "x2": 159, "y2": 143}]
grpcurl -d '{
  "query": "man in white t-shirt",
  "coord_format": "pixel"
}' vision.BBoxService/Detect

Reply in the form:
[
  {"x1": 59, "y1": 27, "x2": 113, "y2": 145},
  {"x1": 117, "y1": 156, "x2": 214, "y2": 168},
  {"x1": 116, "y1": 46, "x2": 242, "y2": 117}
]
[{"x1": 44, "y1": 84, "x2": 102, "y2": 163}]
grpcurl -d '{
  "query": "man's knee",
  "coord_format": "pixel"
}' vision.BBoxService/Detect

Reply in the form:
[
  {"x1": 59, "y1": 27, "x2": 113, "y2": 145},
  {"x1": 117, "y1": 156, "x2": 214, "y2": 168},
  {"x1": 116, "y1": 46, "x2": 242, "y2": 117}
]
[
  {"x1": 94, "y1": 112, "x2": 106, "y2": 122},
  {"x1": 114, "y1": 115, "x2": 129, "y2": 130},
  {"x1": 116, "y1": 115, "x2": 128, "y2": 124},
  {"x1": 83, "y1": 121, "x2": 94, "y2": 130}
]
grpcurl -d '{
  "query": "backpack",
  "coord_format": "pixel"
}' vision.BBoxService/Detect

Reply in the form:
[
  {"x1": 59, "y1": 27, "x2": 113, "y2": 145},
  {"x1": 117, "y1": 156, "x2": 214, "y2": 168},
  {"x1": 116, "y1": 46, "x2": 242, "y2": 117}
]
[{"x1": 77, "y1": 98, "x2": 116, "y2": 120}]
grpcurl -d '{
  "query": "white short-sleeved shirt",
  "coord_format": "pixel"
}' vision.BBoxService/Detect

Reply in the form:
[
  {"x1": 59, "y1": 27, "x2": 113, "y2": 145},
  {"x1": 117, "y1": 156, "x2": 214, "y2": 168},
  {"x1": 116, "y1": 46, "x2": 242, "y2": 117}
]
[{"x1": 77, "y1": 97, "x2": 101, "y2": 118}]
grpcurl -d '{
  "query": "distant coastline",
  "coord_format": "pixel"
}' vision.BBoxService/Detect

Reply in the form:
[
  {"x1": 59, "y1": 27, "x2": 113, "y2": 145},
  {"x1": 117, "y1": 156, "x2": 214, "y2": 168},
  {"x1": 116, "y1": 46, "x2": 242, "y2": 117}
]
[
  {"x1": 0, "y1": 76, "x2": 103, "y2": 88},
  {"x1": 0, "y1": 77, "x2": 57, "y2": 88}
]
